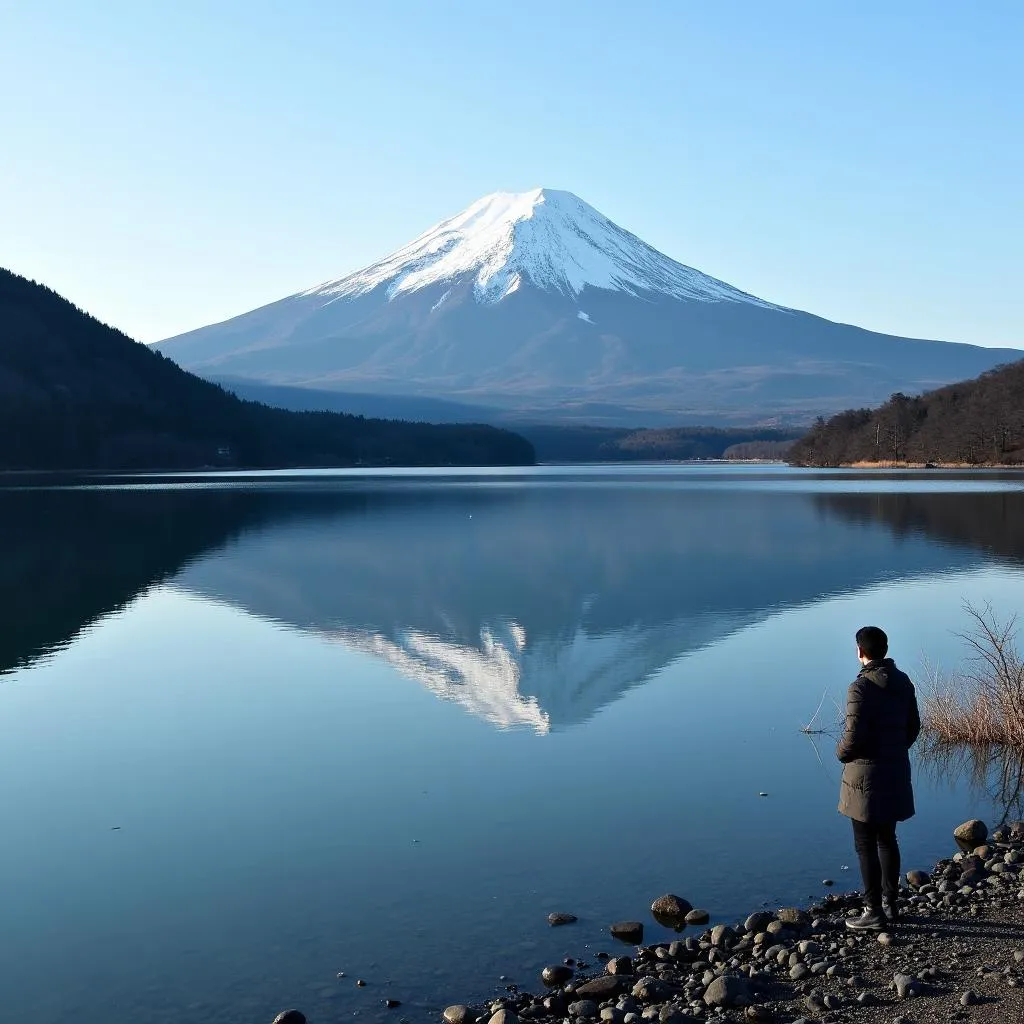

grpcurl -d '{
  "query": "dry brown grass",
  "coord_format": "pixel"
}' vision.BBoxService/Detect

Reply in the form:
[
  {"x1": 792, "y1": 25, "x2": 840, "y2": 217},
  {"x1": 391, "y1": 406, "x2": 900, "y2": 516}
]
[
  {"x1": 920, "y1": 604, "x2": 1024, "y2": 747},
  {"x1": 846, "y1": 460, "x2": 996, "y2": 468}
]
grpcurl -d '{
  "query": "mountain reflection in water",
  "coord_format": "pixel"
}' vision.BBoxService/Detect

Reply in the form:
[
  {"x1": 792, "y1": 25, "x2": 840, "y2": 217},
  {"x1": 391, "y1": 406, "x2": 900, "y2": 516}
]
[{"x1": 4, "y1": 473, "x2": 1023, "y2": 731}]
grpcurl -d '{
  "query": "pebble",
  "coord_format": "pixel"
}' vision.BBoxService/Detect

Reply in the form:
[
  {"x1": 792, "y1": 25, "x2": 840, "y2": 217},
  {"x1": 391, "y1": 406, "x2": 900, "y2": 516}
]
[
  {"x1": 961, "y1": 990, "x2": 980, "y2": 1006},
  {"x1": 893, "y1": 973, "x2": 916, "y2": 998}
]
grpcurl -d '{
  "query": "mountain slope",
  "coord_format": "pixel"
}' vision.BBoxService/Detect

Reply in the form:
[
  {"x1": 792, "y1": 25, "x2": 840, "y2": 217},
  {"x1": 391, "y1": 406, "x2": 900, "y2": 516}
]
[
  {"x1": 787, "y1": 358, "x2": 1024, "y2": 466},
  {"x1": 156, "y1": 188, "x2": 1021, "y2": 423},
  {"x1": 0, "y1": 268, "x2": 534, "y2": 469}
]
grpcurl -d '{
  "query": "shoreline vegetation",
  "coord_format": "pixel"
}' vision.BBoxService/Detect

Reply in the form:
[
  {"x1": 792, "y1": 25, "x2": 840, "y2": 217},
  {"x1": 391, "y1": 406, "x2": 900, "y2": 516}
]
[
  {"x1": 787, "y1": 359, "x2": 1024, "y2": 469},
  {"x1": 0, "y1": 268, "x2": 535, "y2": 471},
  {"x1": 920, "y1": 606, "x2": 1024, "y2": 748}
]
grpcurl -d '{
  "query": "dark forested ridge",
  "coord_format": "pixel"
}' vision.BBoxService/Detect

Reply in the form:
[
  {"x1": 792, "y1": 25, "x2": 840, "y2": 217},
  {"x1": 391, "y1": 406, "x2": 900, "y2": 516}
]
[
  {"x1": 788, "y1": 359, "x2": 1024, "y2": 467},
  {"x1": 520, "y1": 424, "x2": 799, "y2": 462},
  {"x1": 0, "y1": 269, "x2": 534, "y2": 470}
]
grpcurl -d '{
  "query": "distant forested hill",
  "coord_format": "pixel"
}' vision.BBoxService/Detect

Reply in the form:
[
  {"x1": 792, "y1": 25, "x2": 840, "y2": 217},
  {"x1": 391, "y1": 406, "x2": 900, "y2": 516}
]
[
  {"x1": 788, "y1": 359, "x2": 1024, "y2": 467},
  {"x1": 520, "y1": 424, "x2": 799, "y2": 462},
  {"x1": 0, "y1": 269, "x2": 534, "y2": 470}
]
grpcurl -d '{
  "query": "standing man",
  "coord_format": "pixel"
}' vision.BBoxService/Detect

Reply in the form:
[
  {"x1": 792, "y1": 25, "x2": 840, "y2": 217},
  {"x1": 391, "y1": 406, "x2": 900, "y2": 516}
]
[{"x1": 836, "y1": 626, "x2": 921, "y2": 931}]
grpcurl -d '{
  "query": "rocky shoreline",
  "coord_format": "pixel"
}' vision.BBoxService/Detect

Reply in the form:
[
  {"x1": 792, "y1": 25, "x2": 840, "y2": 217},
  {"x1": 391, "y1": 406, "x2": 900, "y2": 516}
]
[{"x1": 273, "y1": 817, "x2": 1024, "y2": 1024}]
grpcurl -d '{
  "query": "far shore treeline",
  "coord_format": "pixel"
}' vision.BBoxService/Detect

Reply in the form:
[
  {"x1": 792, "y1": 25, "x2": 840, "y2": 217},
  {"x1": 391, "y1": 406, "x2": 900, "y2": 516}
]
[
  {"x1": 6, "y1": 265, "x2": 1024, "y2": 474},
  {"x1": 0, "y1": 269, "x2": 535, "y2": 470},
  {"x1": 788, "y1": 359, "x2": 1024, "y2": 468}
]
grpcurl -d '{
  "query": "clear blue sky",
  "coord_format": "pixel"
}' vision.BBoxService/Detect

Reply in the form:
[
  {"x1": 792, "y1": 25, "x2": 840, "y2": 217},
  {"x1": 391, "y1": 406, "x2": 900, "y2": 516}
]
[{"x1": 2, "y1": 0, "x2": 1021, "y2": 347}]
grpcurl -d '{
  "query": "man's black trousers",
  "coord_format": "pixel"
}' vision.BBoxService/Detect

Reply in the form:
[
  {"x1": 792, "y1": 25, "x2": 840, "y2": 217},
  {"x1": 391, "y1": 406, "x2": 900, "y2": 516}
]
[{"x1": 851, "y1": 818, "x2": 901, "y2": 909}]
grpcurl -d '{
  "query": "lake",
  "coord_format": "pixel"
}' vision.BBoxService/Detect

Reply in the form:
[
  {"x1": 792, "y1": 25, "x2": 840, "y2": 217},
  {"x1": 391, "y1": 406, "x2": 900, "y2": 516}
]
[{"x1": 2, "y1": 465, "x2": 1023, "y2": 1024}]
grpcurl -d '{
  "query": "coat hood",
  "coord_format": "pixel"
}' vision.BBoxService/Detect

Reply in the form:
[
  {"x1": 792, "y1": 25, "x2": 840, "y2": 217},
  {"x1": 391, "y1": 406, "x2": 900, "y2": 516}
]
[{"x1": 859, "y1": 658, "x2": 897, "y2": 688}]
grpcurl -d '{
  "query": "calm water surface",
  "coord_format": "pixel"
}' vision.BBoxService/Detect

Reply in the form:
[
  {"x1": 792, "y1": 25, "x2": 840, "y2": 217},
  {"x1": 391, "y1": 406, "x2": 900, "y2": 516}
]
[{"x1": 2, "y1": 465, "x2": 1024, "y2": 1024}]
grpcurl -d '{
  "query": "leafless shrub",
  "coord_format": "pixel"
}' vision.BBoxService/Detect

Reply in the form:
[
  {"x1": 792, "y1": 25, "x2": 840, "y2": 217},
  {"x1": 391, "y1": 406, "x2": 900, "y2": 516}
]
[{"x1": 920, "y1": 603, "x2": 1024, "y2": 747}]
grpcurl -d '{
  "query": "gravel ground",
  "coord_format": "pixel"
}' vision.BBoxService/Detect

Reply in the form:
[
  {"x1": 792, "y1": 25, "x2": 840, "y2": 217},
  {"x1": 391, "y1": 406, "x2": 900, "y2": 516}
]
[{"x1": 442, "y1": 820, "x2": 1024, "y2": 1024}]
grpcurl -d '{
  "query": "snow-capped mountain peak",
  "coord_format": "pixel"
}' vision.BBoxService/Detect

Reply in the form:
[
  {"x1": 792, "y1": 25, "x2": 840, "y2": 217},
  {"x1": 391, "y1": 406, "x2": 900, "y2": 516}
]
[{"x1": 304, "y1": 187, "x2": 776, "y2": 308}]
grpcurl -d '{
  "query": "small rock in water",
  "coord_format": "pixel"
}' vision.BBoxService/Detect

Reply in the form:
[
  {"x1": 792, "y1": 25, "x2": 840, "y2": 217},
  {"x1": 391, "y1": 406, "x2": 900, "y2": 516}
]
[
  {"x1": 272, "y1": 1013, "x2": 306, "y2": 1024},
  {"x1": 758, "y1": 792, "x2": 768, "y2": 797},
  {"x1": 356, "y1": 979, "x2": 367, "y2": 987},
  {"x1": 548, "y1": 912, "x2": 578, "y2": 927},
  {"x1": 685, "y1": 909, "x2": 710, "y2": 926},
  {"x1": 650, "y1": 894, "x2": 692, "y2": 920},
  {"x1": 385, "y1": 999, "x2": 401, "y2": 1009},
  {"x1": 444, "y1": 1007, "x2": 472, "y2": 1024},
  {"x1": 610, "y1": 921, "x2": 644, "y2": 944},
  {"x1": 822, "y1": 879, "x2": 834, "y2": 886},
  {"x1": 906, "y1": 869, "x2": 930, "y2": 888}
]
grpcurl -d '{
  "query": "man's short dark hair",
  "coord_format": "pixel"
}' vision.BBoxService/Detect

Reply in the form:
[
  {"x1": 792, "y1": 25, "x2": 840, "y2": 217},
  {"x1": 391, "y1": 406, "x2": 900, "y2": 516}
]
[{"x1": 856, "y1": 626, "x2": 889, "y2": 661}]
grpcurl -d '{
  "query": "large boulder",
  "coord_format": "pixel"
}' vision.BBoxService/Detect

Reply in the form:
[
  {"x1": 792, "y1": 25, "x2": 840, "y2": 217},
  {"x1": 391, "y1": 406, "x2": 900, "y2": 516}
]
[
  {"x1": 703, "y1": 975, "x2": 750, "y2": 1008},
  {"x1": 954, "y1": 820, "x2": 989, "y2": 846},
  {"x1": 575, "y1": 977, "x2": 624, "y2": 1000}
]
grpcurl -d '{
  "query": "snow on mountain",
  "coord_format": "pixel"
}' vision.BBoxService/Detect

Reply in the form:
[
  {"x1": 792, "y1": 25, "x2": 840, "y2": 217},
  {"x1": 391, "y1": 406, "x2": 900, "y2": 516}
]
[
  {"x1": 303, "y1": 187, "x2": 778, "y2": 308},
  {"x1": 156, "y1": 186, "x2": 1021, "y2": 424}
]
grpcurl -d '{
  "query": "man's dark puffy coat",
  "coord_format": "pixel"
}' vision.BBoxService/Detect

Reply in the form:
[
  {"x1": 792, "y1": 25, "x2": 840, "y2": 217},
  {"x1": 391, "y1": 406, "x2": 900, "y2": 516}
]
[{"x1": 836, "y1": 658, "x2": 921, "y2": 822}]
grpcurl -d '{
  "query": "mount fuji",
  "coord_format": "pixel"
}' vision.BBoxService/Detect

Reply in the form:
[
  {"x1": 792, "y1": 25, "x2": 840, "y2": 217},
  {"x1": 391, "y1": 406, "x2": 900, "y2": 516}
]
[{"x1": 157, "y1": 188, "x2": 1020, "y2": 424}]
